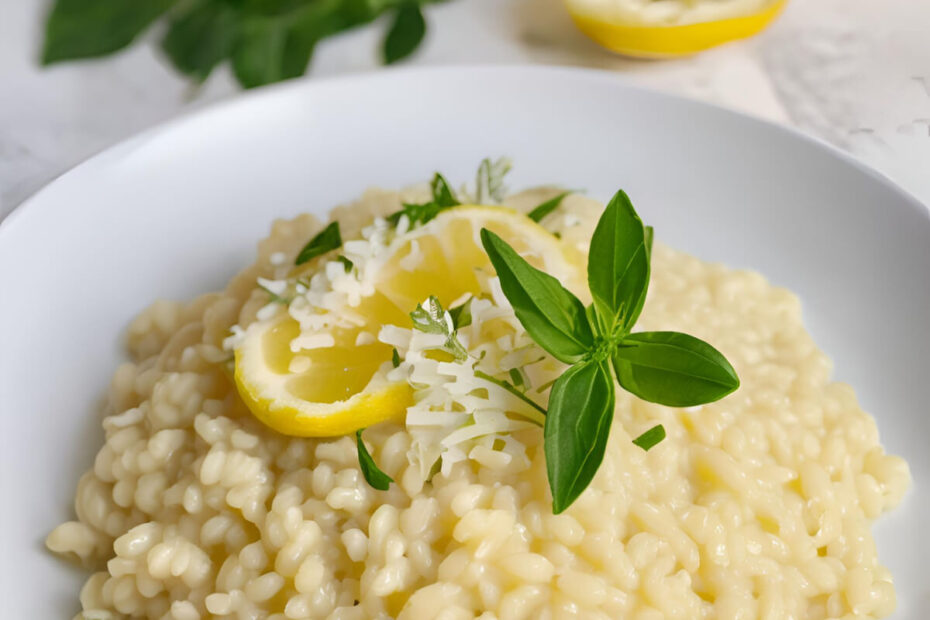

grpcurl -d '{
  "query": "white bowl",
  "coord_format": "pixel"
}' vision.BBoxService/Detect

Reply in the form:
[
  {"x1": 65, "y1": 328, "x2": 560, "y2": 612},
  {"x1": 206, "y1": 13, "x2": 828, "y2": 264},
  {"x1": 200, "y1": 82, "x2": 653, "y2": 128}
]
[{"x1": 1, "y1": 66, "x2": 927, "y2": 616}]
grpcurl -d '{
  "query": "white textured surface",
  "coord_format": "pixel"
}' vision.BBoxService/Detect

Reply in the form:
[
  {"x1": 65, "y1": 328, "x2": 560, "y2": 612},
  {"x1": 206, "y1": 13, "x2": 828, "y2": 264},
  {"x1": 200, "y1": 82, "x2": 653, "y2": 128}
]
[{"x1": 1, "y1": 0, "x2": 929, "y2": 216}]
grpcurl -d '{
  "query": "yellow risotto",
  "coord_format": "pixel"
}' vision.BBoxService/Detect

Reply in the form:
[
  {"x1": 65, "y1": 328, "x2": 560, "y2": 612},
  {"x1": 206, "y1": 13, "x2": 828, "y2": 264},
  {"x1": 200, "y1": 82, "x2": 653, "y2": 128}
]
[{"x1": 47, "y1": 173, "x2": 910, "y2": 619}]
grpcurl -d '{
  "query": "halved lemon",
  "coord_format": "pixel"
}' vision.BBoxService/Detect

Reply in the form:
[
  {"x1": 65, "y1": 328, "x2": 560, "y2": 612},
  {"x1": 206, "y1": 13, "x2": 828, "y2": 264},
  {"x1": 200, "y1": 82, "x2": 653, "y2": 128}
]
[
  {"x1": 234, "y1": 206, "x2": 584, "y2": 437},
  {"x1": 565, "y1": 0, "x2": 787, "y2": 58}
]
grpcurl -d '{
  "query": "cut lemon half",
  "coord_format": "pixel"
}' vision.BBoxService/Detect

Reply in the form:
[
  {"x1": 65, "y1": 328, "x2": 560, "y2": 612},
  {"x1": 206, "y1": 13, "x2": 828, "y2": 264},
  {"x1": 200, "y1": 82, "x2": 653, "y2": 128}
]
[
  {"x1": 565, "y1": 0, "x2": 786, "y2": 58},
  {"x1": 234, "y1": 206, "x2": 584, "y2": 437}
]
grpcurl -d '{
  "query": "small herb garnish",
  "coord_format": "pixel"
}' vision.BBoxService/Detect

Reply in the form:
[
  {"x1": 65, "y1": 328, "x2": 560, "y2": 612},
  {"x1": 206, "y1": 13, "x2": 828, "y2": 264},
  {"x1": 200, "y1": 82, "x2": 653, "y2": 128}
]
[
  {"x1": 475, "y1": 157, "x2": 512, "y2": 204},
  {"x1": 448, "y1": 296, "x2": 473, "y2": 329},
  {"x1": 357, "y1": 429, "x2": 393, "y2": 491},
  {"x1": 527, "y1": 191, "x2": 571, "y2": 223},
  {"x1": 336, "y1": 256, "x2": 354, "y2": 272},
  {"x1": 481, "y1": 189, "x2": 739, "y2": 513},
  {"x1": 410, "y1": 295, "x2": 548, "y2": 424},
  {"x1": 431, "y1": 172, "x2": 460, "y2": 208},
  {"x1": 386, "y1": 172, "x2": 461, "y2": 229},
  {"x1": 410, "y1": 296, "x2": 468, "y2": 361},
  {"x1": 295, "y1": 221, "x2": 341, "y2": 266},
  {"x1": 633, "y1": 424, "x2": 666, "y2": 451}
]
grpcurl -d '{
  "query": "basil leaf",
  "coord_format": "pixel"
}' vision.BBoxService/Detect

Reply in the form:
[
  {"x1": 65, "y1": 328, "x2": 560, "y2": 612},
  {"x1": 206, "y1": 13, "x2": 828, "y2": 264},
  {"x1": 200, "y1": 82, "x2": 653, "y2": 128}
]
[
  {"x1": 625, "y1": 224, "x2": 655, "y2": 333},
  {"x1": 161, "y1": 0, "x2": 239, "y2": 81},
  {"x1": 231, "y1": 15, "x2": 309, "y2": 88},
  {"x1": 431, "y1": 173, "x2": 459, "y2": 208},
  {"x1": 356, "y1": 429, "x2": 393, "y2": 491},
  {"x1": 527, "y1": 192, "x2": 570, "y2": 223},
  {"x1": 42, "y1": 0, "x2": 177, "y2": 64},
  {"x1": 481, "y1": 229, "x2": 593, "y2": 364},
  {"x1": 232, "y1": 0, "x2": 346, "y2": 89},
  {"x1": 544, "y1": 360, "x2": 615, "y2": 514},
  {"x1": 588, "y1": 190, "x2": 649, "y2": 333},
  {"x1": 295, "y1": 221, "x2": 341, "y2": 265},
  {"x1": 383, "y1": 3, "x2": 426, "y2": 64},
  {"x1": 632, "y1": 424, "x2": 665, "y2": 451},
  {"x1": 613, "y1": 331, "x2": 740, "y2": 407}
]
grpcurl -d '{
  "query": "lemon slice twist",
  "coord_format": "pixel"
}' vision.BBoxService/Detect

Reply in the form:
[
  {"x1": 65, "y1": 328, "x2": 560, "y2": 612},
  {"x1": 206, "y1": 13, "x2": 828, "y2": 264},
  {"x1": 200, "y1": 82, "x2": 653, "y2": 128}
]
[
  {"x1": 234, "y1": 206, "x2": 584, "y2": 437},
  {"x1": 566, "y1": 0, "x2": 787, "y2": 58}
]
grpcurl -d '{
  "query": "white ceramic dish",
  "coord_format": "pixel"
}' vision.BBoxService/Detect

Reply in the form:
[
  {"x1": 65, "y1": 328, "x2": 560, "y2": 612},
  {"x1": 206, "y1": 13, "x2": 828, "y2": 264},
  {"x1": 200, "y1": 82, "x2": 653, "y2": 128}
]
[{"x1": 0, "y1": 66, "x2": 927, "y2": 616}]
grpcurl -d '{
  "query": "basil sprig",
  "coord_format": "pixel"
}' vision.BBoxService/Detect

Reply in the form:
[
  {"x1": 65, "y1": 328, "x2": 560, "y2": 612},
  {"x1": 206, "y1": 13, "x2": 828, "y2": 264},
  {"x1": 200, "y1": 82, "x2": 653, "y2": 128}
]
[
  {"x1": 42, "y1": 0, "x2": 448, "y2": 89},
  {"x1": 481, "y1": 189, "x2": 739, "y2": 513}
]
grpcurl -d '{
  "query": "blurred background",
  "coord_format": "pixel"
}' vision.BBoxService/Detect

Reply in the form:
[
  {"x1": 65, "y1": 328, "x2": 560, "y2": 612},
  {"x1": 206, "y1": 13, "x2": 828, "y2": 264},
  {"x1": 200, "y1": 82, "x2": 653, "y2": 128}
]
[{"x1": 1, "y1": 0, "x2": 929, "y2": 219}]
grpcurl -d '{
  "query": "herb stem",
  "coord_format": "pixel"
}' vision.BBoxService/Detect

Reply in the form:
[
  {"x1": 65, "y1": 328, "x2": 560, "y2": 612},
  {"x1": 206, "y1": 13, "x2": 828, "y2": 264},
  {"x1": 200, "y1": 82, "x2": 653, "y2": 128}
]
[{"x1": 474, "y1": 370, "x2": 547, "y2": 426}]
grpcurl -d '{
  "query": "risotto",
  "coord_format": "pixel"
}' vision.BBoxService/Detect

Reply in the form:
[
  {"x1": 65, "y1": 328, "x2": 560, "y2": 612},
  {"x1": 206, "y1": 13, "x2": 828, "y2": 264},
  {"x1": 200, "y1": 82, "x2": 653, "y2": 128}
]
[{"x1": 48, "y1": 169, "x2": 910, "y2": 619}]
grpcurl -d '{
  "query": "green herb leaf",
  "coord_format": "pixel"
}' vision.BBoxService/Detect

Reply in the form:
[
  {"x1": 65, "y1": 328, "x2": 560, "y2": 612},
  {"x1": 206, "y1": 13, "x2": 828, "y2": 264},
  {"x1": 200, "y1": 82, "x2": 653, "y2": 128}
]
[
  {"x1": 42, "y1": 0, "x2": 178, "y2": 64},
  {"x1": 385, "y1": 171, "x2": 458, "y2": 227},
  {"x1": 357, "y1": 429, "x2": 393, "y2": 491},
  {"x1": 391, "y1": 348, "x2": 401, "y2": 368},
  {"x1": 387, "y1": 201, "x2": 442, "y2": 228},
  {"x1": 42, "y1": 0, "x2": 441, "y2": 89},
  {"x1": 588, "y1": 190, "x2": 650, "y2": 333},
  {"x1": 544, "y1": 360, "x2": 615, "y2": 514},
  {"x1": 632, "y1": 424, "x2": 665, "y2": 451},
  {"x1": 480, "y1": 229, "x2": 593, "y2": 364},
  {"x1": 475, "y1": 157, "x2": 512, "y2": 204},
  {"x1": 161, "y1": 0, "x2": 239, "y2": 81},
  {"x1": 625, "y1": 224, "x2": 655, "y2": 330},
  {"x1": 410, "y1": 296, "x2": 451, "y2": 334},
  {"x1": 231, "y1": 14, "x2": 310, "y2": 89},
  {"x1": 528, "y1": 191, "x2": 570, "y2": 223},
  {"x1": 295, "y1": 221, "x2": 342, "y2": 265},
  {"x1": 336, "y1": 255, "x2": 354, "y2": 272},
  {"x1": 383, "y1": 3, "x2": 426, "y2": 64},
  {"x1": 410, "y1": 296, "x2": 468, "y2": 361},
  {"x1": 613, "y1": 331, "x2": 740, "y2": 407},
  {"x1": 231, "y1": 0, "x2": 348, "y2": 89},
  {"x1": 448, "y1": 296, "x2": 473, "y2": 329},
  {"x1": 431, "y1": 173, "x2": 460, "y2": 208}
]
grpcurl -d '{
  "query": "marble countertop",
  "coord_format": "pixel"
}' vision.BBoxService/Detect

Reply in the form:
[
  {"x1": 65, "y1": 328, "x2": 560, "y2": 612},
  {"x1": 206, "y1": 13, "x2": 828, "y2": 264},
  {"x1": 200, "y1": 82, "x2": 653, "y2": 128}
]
[{"x1": 2, "y1": 0, "x2": 929, "y2": 220}]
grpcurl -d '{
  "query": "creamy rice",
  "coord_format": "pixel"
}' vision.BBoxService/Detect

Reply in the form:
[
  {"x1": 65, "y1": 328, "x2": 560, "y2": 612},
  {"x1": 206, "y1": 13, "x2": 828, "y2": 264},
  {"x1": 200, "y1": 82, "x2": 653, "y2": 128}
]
[{"x1": 48, "y1": 186, "x2": 910, "y2": 619}]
